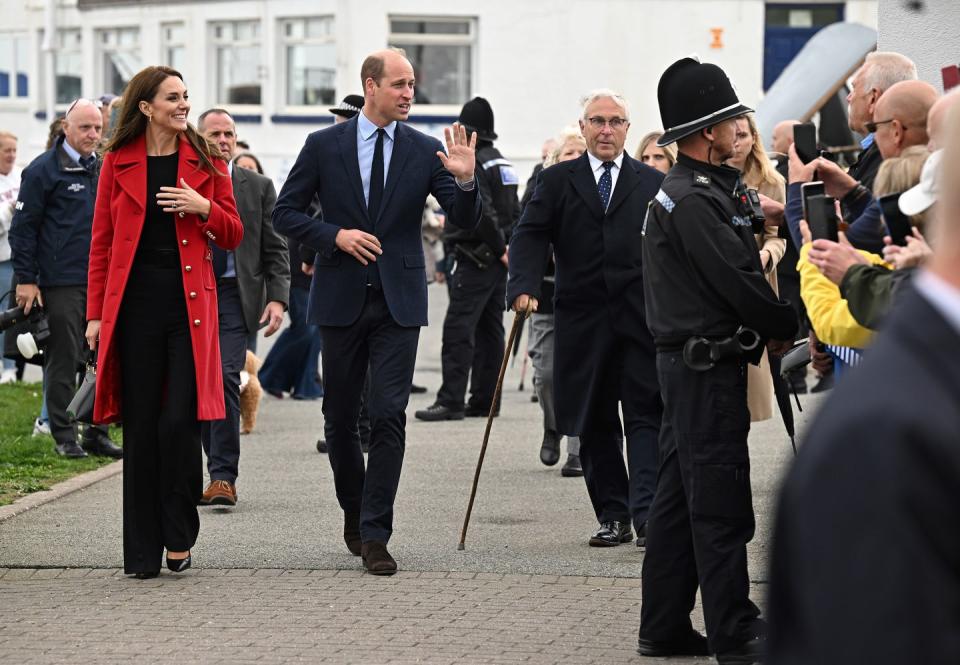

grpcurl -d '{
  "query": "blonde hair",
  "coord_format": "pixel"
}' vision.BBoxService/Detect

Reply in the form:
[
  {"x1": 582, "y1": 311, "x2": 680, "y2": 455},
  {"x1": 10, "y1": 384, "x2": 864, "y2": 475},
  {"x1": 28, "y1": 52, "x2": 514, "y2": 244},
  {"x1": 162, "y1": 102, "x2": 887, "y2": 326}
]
[
  {"x1": 874, "y1": 145, "x2": 929, "y2": 227},
  {"x1": 633, "y1": 131, "x2": 677, "y2": 168},
  {"x1": 940, "y1": 102, "x2": 960, "y2": 241},
  {"x1": 0, "y1": 130, "x2": 17, "y2": 143},
  {"x1": 544, "y1": 125, "x2": 585, "y2": 168},
  {"x1": 738, "y1": 114, "x2": 785, "y2": 195}
]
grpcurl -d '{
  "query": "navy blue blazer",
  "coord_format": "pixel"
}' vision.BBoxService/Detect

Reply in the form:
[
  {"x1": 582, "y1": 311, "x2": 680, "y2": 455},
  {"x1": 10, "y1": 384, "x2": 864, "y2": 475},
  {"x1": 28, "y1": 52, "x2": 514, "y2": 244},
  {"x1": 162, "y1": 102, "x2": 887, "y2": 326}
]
[{"x1": 273, "y1": 117, "x2": 480, "y2": 327}]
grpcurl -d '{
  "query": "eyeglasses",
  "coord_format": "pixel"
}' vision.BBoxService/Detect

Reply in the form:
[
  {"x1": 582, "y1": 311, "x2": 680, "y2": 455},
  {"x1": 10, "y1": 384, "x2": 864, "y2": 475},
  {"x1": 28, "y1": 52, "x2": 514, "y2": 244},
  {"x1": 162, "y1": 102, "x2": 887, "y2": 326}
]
[
  {"x1": 864, "y1": 118, "x2": 903, "y2": 134},
  {"x1": 586, "y1": 116, "x2": 628, "y2": 130},
  {"x1": 65, "y1": 98, "x2": 104, "y2": 116}
]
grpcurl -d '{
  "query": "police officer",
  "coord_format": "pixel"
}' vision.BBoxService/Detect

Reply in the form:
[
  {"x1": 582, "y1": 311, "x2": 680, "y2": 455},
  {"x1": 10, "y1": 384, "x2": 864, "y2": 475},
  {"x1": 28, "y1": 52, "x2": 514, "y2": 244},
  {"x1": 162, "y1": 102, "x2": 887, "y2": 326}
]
[
  {"x1": 637, "y1": 58, "x2": 797, "y2": 664},
  {"x1": 416, "y1": 97, "x2": 520, "y2": 421}
]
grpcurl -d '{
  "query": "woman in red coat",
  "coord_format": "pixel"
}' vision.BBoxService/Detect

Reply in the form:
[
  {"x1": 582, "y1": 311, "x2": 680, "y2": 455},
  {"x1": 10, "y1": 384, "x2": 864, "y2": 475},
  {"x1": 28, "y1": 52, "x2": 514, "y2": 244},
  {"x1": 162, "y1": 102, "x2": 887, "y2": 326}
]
[{"x1": 85, "y1": 66, "x2": 243, "y2": 578}]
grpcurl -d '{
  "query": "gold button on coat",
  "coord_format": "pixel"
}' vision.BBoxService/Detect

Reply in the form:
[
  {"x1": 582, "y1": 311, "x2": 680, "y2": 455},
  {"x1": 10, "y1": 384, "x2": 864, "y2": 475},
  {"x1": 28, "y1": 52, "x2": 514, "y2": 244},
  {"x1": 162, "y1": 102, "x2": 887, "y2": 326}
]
[
  {"x1": 193, "y1": 319, "x2": 201, "y2": 326},
  {"x1": 182, "y1": 239, "x2": 188, "y2": 246},
  {"x1": 185, "y1": 265, "x2": 192, "y2": 272},
  {"x1": 189, "y1": 291, "x2": 197, "y2": 299}
]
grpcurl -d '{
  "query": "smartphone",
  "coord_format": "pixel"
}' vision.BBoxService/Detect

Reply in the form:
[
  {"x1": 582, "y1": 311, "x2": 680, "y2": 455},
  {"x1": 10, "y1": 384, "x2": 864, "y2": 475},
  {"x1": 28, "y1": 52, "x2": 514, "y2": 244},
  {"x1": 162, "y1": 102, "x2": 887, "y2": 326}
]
[
  {"x1": 793, "y1": 122, "x2": 819, "y2": 164},
  {"x1": 801, "y1": 181, "x2": 825, "y2": 221},
  {"x1": 877, "y1": 192, "x2": 912, "y2": 246},
  {"x1": 806, "y1": 195, "x2": 838, "y2": 242}
]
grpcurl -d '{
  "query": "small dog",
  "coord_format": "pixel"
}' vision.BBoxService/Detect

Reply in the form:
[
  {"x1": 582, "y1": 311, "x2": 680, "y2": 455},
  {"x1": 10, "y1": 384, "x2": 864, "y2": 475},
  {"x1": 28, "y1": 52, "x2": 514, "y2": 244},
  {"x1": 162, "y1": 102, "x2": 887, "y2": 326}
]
[{"x1": 239, "y1": 350, "x2": 263, "y2": 434}]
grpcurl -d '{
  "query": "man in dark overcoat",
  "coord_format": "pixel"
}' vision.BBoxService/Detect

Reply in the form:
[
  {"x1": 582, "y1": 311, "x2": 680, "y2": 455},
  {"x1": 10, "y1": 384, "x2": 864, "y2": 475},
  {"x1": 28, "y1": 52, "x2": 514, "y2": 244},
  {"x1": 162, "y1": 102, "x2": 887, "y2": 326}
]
[{"x1": 507, "y1": 89, "x2": 664, "y2": 547}]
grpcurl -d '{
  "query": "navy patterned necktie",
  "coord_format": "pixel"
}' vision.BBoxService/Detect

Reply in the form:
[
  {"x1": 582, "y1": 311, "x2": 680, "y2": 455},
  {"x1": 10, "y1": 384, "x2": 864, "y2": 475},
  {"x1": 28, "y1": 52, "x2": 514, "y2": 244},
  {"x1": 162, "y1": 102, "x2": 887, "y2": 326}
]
[
  {"x1": 368, "y1": 128, "x2": 386, "y2": 221},
  {"x1": 598, "y1": 161, "x2": 614, "y2": 210}
]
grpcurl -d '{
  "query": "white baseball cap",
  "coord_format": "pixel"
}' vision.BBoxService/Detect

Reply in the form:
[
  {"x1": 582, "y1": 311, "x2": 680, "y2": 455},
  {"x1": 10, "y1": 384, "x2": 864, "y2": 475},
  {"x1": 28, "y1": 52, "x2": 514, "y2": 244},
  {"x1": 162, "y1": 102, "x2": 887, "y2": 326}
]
[{"x1": 899, "y1": 149, "x2": 942, "y2": 216}]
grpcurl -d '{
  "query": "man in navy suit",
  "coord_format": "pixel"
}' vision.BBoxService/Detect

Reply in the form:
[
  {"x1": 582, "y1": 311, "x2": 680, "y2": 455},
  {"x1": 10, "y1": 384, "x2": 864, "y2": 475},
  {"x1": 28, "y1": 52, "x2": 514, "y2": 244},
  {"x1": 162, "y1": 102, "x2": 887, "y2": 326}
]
[
  {"x1": 507, "y1": 90, "x2": 664, "y2": 550},
  {"x1": 273, "y1": 48, "x2": 480, "y2": 575}
]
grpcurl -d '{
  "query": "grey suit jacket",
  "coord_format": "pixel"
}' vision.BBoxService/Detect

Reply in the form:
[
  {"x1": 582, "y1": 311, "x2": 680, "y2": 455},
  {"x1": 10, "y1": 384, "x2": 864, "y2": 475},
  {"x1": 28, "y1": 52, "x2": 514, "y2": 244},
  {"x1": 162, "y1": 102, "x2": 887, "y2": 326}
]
[{"x1": 231, "y1": 165, "x2": 290, "y2": 333}]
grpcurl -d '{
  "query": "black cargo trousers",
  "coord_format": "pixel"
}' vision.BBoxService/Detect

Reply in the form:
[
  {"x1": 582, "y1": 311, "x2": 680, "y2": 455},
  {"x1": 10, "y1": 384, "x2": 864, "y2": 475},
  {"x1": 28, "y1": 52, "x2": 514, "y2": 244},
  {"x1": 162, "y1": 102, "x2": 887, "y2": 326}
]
[{"x1": 639, "y1": 350, "x2": 763, "y2": 654}]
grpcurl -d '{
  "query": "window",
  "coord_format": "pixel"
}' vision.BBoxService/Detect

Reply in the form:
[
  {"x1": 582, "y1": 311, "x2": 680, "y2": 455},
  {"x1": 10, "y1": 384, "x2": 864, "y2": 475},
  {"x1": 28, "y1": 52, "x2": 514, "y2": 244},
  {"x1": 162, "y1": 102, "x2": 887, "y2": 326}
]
[
  {"x1": 162, "y1": 22, "x2": 186, "y2": 72},
  {"x1": 388, "y1": 17, "x2": 475, "y2": 106},
  {"x1": 54, "y1": 29, "x2": 83, "y2": 104},
  {"x1": 210, "y1": 20, "x2": 261, "y2": 105},
  {"x1": 97, "y1": 27, "x2": 141, "y2": 96},
  {"x1": 279, "y1": 16, "x2": 336, "y2": 108},
  {"x1": 0, "y1": 34, "x2": 29, "y2": 99}
]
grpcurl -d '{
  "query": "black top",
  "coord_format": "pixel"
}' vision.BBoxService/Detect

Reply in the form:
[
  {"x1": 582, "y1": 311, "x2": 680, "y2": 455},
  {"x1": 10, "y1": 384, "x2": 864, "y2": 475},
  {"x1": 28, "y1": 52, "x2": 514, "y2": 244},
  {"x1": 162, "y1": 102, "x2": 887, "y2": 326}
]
[
  {"x1": 140, "y1": 152, "x2": 179, "y2": 252},
  {"x1": 641, "y1": 153, "x2": 797, "y2": 353}
]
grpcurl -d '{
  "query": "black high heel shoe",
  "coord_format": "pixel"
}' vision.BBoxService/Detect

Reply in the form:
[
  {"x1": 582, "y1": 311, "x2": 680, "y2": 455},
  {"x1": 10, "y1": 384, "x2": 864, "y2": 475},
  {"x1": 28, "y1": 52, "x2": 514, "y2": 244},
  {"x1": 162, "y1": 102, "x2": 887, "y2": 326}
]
[{"x1": 165, "y1": 552, "x2": 192, "y2": 573}]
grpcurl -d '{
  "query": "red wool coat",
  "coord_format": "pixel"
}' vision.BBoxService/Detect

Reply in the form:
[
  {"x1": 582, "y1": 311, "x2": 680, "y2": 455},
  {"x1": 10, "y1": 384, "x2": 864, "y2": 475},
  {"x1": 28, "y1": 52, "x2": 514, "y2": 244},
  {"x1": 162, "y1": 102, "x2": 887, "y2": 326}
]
[{"x1": 86, "y1": 134, "x2": 243, "y2": 424}]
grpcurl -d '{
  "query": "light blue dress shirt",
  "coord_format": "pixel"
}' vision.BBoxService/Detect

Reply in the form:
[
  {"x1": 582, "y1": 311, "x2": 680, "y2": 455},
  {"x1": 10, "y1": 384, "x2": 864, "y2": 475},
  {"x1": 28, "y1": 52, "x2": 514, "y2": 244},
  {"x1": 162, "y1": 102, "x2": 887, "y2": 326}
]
[{"x1": 357, "y1": 111, "x2": 397, "y2": 206}]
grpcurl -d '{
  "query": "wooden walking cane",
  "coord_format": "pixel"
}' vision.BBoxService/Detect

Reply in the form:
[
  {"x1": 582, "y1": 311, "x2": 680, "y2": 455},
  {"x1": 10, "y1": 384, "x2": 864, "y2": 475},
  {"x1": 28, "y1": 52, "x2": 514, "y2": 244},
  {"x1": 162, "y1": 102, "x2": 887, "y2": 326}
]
[{"x1": 458, "y1": 301, "x2": 534, "y2": 550}]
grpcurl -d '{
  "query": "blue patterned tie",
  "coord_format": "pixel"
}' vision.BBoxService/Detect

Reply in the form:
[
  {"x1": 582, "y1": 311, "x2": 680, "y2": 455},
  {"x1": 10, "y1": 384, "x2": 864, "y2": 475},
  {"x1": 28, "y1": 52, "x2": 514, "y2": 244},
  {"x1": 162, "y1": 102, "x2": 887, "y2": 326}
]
[{"x1": 598, "y1": 161, "x2": 614, "y2": 210}]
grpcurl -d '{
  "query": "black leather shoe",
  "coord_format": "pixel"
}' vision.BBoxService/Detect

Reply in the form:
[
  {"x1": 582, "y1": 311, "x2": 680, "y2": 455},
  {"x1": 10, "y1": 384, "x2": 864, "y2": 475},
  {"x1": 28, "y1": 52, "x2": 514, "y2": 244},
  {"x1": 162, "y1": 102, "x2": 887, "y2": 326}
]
[
  {"x1": 165, "y1": 552, "x2": 191, "y2": 573},
  {"x1": 410, "y1": 383, "x2": 428, "y2": 394},
  {"x1": 316, "y1": 438, "x2": 327, "y2": 454},
  {"x1": 716, "y1": 635, "x2": 765, "y2": 664},
  {"x1": 560, "y1": 453, "x2": 583, "y2": 477},
  {"x1": 589, "y1": 521, "x2": 633, "y2": 547},
  {"x1": 54, "y1": 440, "x2": 88, "y2": 458},
  {"x1": 635, "y1": 523, "x2": 647, "y2": 548},
  {"x1": 361, "y1": 541, "x2": 397, "y2": 575},
  {"x1": 539, "y1": 430, "x2": 561, "y2": 466},
  {"x1": 465, "y1": 404, "x2": 499, "y2": 418},
  {"x1": 638, "y1": 628, "x2": 710, "y2": 657},
  {"x1": 414, "y1": 403, "x2": 465, "y2": 421},
  {"x1": 132, "y1": 571, "x2": 159, "y2": 579},
  {"x1": 81, "y1": 429, "x2": 123, "y2": 458},
  {"x1": 343, "y1": 512, "x2": 361, "y2": 556}
]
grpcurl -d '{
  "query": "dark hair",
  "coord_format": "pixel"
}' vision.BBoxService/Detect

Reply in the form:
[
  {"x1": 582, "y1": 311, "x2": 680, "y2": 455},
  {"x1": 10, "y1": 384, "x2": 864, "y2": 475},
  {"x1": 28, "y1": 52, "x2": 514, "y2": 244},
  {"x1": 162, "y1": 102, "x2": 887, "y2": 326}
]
[
  {"x1": 233, "y1": 152, "x2": 264, "y2": 175},
  {"x1": 105, "y1": 66, "x2": 221, "y2": 174},
  {"x1": 45, "y1": 117, "x2": 64, "y2": 150},
  {"x1": 360, "y1": 47, "x2": 407, "y2": 88},
  {"x1": 197, "y1": 107, "x2": 233, "y2": 131}
]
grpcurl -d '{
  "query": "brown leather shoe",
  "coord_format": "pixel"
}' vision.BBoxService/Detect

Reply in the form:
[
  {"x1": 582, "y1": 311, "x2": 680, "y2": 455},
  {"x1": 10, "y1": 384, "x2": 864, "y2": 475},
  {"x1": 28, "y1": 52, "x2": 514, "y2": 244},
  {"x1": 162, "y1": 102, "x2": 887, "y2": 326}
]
[
  {"x1": 199, "y1": 480, "x2": 237, "y2": 507},
  {"x1": 360, "y1": 541, "x2": 397, "y2": 576},
  {"x1": 343, "y1": 512, "x2": 361, "y2": 556}
]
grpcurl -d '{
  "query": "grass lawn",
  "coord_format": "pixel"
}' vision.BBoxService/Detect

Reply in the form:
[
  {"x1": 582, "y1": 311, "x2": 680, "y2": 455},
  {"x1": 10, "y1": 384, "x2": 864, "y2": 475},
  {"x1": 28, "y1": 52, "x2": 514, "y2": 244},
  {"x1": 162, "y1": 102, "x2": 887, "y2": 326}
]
[{"x1": 0, "y1": 382, "x2": 121, "y2": 506}]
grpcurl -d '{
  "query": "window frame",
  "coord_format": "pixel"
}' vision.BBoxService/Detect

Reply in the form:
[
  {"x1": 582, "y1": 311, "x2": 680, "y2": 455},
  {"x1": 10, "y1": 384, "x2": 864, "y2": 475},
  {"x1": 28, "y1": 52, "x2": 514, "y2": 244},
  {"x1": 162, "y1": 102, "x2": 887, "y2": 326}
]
[
  {"x1": 276, "y1": 15, "x2": 337, "y2": 115},
  {"x1": 161, "y1": 21, "x2": 187, "y2": 72},
  {"x1": 208, "y1": 18, "x2": 263, "y2": 110},
  {"x1": 387, "y1": 15, "x2": 477, "y2": 114},
  {"x1": 0, "y1": 32, "x2": 31, "y2": 105},
  {"x1": 95, "y1": 26, "x2": 142, "y2": 98}
]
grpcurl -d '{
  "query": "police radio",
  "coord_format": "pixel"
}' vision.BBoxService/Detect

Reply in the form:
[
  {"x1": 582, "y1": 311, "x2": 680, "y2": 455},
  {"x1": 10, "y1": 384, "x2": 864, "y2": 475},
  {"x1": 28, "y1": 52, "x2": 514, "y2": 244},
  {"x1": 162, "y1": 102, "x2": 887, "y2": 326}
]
[{"x1": 733, "y1": 181, "x2": 765, "y2": 233}]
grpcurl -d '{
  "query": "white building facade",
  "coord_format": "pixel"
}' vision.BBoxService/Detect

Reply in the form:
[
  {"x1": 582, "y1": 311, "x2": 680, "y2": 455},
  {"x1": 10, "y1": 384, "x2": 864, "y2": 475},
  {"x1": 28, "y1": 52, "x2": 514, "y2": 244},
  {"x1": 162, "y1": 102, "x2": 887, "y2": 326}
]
[{"x1": 0, "y1": 0, "x2": 877, "y2": 184}]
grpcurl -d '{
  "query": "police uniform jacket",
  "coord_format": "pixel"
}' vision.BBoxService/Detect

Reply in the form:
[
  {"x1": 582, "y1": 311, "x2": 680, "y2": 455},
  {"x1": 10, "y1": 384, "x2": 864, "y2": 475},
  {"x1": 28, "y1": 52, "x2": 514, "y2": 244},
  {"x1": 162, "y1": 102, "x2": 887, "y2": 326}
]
[
  {"x1": 86, "y1": 134, "x2": 244, "y2": 424},
  {"x1": 507, "y1": 151, "x2": 663, "y2": 435},
  {"x1": 9, "y1": 136, "x2": 99, "y2": 287},
  {"x1": 443, "y1": 142, "x2": 519, "y2": 257},
  {"x1": 642, "y1": 153, "x2": 797, "y2": 350}
]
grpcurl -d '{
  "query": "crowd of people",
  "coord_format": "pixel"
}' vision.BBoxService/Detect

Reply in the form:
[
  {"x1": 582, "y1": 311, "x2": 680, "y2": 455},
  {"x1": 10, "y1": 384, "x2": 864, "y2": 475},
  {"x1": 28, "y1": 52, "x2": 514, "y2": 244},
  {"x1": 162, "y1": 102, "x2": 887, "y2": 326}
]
[{"x1": 2, "y1": 42, "x2": 959, "y2": 665}]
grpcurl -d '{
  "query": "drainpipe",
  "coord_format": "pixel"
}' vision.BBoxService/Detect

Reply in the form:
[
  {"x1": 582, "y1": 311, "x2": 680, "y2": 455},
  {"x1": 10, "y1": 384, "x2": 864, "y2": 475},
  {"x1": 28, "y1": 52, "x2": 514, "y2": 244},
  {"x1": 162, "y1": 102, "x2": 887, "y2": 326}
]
[{"x1": 42, "y1": 0, "x2": 56, "y2": 121}]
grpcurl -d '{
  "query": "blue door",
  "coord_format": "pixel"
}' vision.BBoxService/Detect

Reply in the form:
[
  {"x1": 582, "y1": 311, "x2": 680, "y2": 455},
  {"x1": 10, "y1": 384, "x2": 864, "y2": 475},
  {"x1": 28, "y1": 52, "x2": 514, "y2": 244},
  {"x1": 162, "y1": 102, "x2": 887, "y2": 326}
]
[{"x1": 764, "y1": 3, "x2": 845, "y2": 90}]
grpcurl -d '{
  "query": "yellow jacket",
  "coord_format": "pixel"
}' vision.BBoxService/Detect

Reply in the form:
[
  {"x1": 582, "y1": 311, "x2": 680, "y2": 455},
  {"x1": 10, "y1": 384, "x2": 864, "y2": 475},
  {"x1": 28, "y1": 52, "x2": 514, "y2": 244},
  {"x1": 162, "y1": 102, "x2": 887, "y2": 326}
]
[{"x1": 798, "y1": 243, "x2": 888, "y2": 348}]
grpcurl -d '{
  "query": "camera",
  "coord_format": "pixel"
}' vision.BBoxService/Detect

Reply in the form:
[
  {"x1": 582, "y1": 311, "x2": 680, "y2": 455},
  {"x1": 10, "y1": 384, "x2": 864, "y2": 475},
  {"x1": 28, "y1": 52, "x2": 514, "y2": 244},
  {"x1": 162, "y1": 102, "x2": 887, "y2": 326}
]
[
  {"x1": 733, "y1": 181, "x2": 765, "y2": 233},
  {"x1": 0, "y1": 305, "x2": 51, "y2": 360}
]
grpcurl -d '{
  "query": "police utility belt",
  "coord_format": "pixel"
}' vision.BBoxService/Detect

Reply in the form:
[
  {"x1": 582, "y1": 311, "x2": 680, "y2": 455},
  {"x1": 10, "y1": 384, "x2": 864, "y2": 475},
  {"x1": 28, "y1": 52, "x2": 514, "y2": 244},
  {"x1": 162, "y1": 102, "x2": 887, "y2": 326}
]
[{"x1": 681, "y1": 327, "x2": 761, "y2": 372}]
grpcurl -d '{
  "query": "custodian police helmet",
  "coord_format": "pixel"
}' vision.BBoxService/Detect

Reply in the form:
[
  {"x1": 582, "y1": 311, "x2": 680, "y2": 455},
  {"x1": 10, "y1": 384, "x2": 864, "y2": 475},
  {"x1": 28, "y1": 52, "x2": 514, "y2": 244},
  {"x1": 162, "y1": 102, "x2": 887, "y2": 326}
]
[{"x1": 656, "y1": 56, "x2": 753, "y2": 147}]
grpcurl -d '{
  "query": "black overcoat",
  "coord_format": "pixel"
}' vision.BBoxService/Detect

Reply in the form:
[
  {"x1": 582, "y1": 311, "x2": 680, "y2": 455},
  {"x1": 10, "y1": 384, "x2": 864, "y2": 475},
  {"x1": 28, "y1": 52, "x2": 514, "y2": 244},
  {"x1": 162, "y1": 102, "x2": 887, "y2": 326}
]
[{"x1": 507, "y1": 152, "x2": 663, "y2": 435}]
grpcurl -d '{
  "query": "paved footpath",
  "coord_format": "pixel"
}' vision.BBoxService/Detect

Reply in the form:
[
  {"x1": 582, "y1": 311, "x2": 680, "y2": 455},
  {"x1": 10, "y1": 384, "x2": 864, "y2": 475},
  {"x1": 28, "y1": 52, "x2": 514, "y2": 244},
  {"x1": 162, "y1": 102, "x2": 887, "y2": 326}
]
[{"x1": 0, "y1": 286, "x2": 819, "y2": 664}]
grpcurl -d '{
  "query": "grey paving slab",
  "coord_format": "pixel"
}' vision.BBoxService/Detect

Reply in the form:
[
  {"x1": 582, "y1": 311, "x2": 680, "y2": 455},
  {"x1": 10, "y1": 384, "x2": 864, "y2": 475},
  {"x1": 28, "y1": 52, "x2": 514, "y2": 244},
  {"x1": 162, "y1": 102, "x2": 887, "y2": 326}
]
[{"x1": 0, "y1": 284, "x2": 821, "y2": 664}]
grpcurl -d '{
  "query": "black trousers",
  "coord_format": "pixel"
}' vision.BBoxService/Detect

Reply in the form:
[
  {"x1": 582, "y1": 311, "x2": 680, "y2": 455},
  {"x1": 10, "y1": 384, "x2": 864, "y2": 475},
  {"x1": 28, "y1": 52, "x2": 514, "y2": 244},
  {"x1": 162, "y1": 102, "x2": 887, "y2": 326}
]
[
  {"x1": 201, "y1": 279, "x2": 247, "y2": 484},
  {"x1": 639, "y1": 351, "x2": 761, "y2": 654},
  {"x1": 320, "y1": 287, "x2": 419, "y2": 544},
  {"x1": 436, "y1": 259, "x2": 506, "y2": 411},
  {"x1": 118, "y1": 259, "x2": 201, "y2": 574},
  {"x1": 579, "y1": 342, "x2": 661, "y2": 531},
  {"x1": 42, "y1": 285, "x2": 107, "y2": 444}
]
